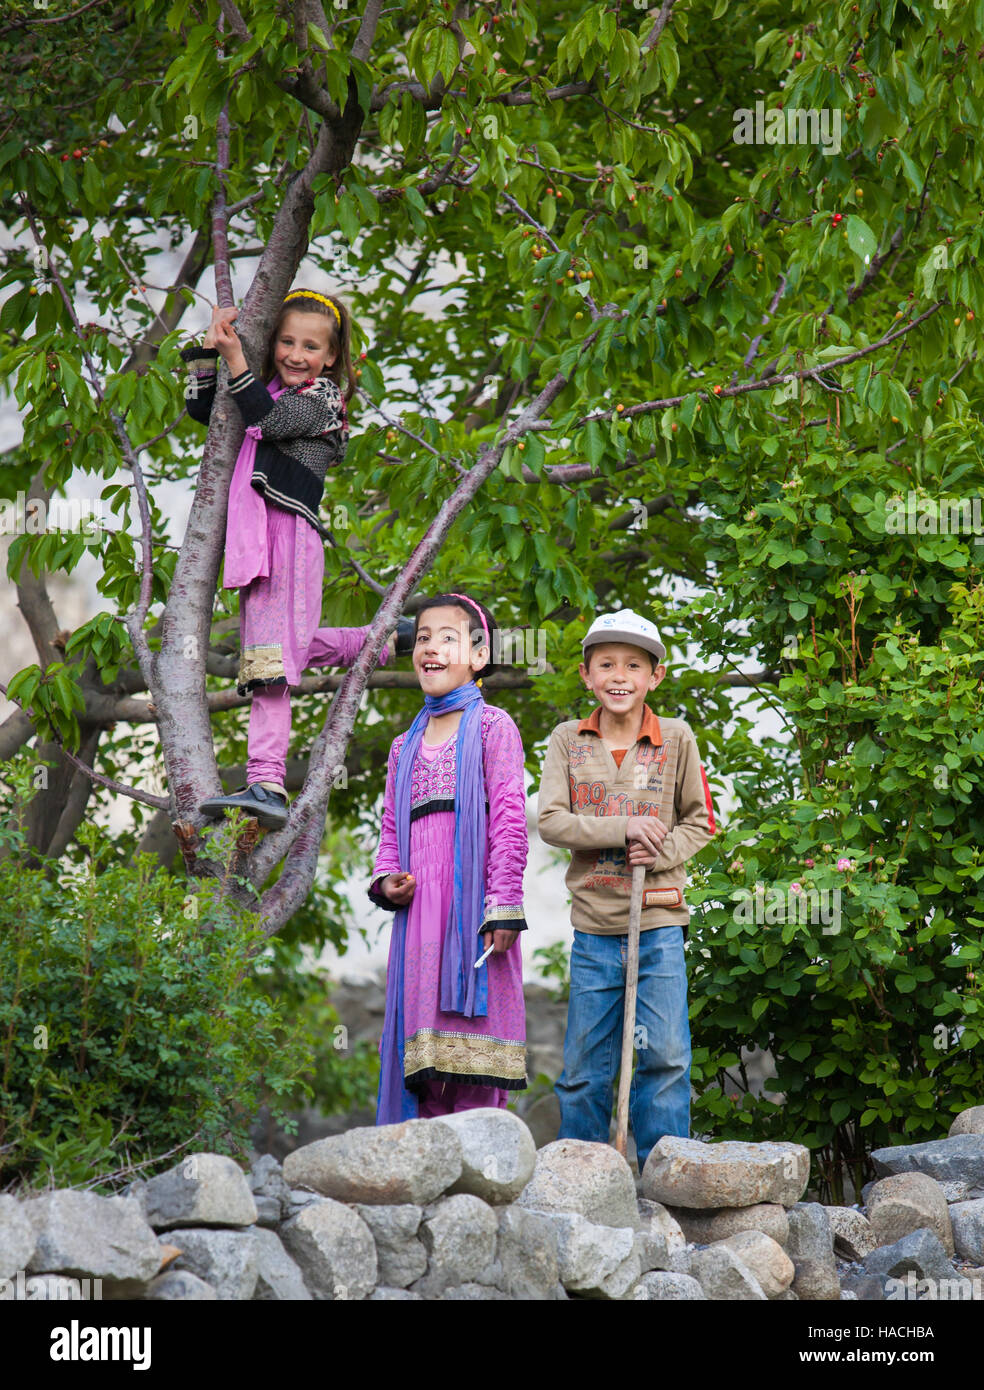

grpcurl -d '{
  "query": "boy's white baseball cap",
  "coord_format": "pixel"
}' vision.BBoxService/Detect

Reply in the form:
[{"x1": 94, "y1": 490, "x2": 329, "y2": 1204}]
[{"x1": 582, "y1": 610, "x2": 666, "y2": 664}]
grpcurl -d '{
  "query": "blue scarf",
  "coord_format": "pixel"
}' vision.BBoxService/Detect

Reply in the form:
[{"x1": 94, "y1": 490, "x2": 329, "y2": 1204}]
[{"x1": 376, "y1": 681, "x2": 487, "y2": 1124}]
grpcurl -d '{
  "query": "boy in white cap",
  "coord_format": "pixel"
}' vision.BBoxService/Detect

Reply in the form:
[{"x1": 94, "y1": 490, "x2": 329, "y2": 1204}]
[{"x1": 536, "y1": 609, "x2": 716, "y2": 1173}]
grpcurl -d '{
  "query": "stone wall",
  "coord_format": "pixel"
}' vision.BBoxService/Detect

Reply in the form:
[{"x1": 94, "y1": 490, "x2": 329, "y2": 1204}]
[{"x1": 3, "y1": 1107, "x2": 983, "y2": 1301}]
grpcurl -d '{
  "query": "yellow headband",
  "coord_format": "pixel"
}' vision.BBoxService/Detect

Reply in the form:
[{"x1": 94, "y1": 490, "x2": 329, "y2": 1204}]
[{"x1": 283, "y1": 291, "x2": 341, "y2": 327}]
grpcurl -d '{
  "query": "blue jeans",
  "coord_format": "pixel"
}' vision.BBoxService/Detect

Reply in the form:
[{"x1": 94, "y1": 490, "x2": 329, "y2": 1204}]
[{"x1": 555, "y1": 927, "x2": 691, "y2": 1173}]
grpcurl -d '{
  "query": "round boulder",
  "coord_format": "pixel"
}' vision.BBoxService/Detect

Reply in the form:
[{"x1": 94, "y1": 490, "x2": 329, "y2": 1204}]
[
  {"x1": 516, "y1": 1139, "x2": 638, "y2": 1228},
  {"x1": 439, "y1": 1108, "x2": 536, "y2": 1204},
  {"x1": 282, "y1": 1119, "x2": 462, "y2": 1206}
]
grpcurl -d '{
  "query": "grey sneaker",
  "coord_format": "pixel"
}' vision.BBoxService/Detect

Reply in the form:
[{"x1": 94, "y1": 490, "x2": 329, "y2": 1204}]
[{"x1": 199, "y1": 784, "x2": 288, "y2": 831}]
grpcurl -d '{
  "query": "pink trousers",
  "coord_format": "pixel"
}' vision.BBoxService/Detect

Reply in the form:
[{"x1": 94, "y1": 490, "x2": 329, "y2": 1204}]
[
  {"x1": 246, "y1": 625, "x2": 386, "y2": 785},
  {"x1": 416, "y1": 1080, "x2": 509, "y2": 1117}
]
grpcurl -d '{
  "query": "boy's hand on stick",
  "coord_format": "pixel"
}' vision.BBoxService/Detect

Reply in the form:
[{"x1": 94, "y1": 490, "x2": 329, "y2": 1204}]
[
  {"x1": 626, "y1": 814, "x2": 668, "y2": 868},
  {"x1": 482, "y1": 928, "x2": 519, "y2": 955},
  {"x1": 380, "y1": 871, "x2": 416, "y2": 905}
]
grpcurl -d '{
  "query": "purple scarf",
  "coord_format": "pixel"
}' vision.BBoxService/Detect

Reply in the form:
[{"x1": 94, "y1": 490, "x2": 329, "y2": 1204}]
[
  {"x1": 376, "y1": 680, "x2": 488, "y2": 1124},
  {"x1": 222, "y1": 378, "x2": 286, "y2": 590}
]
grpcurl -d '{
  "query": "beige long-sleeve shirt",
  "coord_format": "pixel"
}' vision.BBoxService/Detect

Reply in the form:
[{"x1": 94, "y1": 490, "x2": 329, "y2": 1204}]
[{"x1": 536, "y1": 704, "x2": 716, "y2": 935}]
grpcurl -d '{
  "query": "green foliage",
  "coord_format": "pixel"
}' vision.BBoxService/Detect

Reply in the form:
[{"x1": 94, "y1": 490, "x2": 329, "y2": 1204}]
[
  {"x1": 254, "y1": 935, "x2": 380, "y2": 1120},
  {"x1": 532, "y1": 941, "x2": 572, "y2": 1002},
  {"x1": 0, "y1": 765, "x2": 312, "y2": 1192}
]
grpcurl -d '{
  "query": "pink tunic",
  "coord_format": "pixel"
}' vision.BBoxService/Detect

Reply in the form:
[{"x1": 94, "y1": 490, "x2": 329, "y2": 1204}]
[{"x1": 372, "y1": 704, "x2": 529, "y2": 1097}]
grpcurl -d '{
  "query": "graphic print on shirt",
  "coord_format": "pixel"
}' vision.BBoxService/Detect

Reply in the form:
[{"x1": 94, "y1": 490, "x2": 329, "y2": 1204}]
[
  {"x1": 567, "y1": 737, "x2": 675, "y2": 894},
  {"x1": 568, "y1": 741, "x2": 594, "y2": 770}
]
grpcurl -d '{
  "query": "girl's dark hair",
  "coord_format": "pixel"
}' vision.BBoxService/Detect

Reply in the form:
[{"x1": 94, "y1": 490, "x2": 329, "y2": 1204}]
[
  {"x1": 263, "y1": 289, "x2": 356, "y2": 404},
  {"x1": 414, "y1": 593, "x2": 497, "y2": 682}
]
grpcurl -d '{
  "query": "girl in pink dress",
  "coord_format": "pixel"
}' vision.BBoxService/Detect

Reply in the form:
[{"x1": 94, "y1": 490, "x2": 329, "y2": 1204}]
[
  {"x1": 369, "y1": 594, "x2": 529, "y2": 1122},
  {"x1": 180, "y1": 290, "x2": 412, "y2": 830}
]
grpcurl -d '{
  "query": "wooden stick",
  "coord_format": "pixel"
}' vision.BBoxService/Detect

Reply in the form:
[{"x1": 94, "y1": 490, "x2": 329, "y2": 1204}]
[{"x1": 614, "y1": 863, "x2": 646, "y2": 1158}]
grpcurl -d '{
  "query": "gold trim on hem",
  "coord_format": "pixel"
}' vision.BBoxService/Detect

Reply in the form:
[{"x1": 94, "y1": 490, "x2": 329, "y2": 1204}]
[{"x1": 404, "y1": 1028, "x2": 526, "y2": 1083}]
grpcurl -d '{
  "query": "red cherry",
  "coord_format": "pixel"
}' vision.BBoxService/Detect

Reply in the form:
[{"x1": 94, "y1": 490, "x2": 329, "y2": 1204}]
[
  {"x1": 60, "y1": 153, "x2": 70, "y2": 161},
  {"x1": 359, "y1": 351, "x2": 367, "y2": 359},
  {"x1": 795, "y1": 50, "x2": 802, "y2": 58},
  {"x1": 73, "y1": 149, "x2": 83, "y2": 158}
]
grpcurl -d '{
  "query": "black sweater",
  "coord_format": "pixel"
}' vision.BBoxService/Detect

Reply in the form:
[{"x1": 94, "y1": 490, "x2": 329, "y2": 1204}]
[{"x1": 179, "y1": 345, "x2": 348, "y2": 538}]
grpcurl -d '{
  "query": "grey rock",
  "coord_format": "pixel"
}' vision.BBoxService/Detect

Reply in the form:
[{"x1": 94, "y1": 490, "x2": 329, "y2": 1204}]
[
  {"x1": 825, "y1": 1206, "x2": 877, "y2": 1262},
  {"x1": 666, "y1": 1202, "x2": 789, "y2": 1247},
  {"x1": 786, "y1": 1204, "x2": 839, "y2": 1301},
  {"x1": 791, "y1": 1259, "x2": 841, "y2": 1301},
  {"x1": 369, "y1": 1286, "x2": 422, "y2": 1300},
  {"x1": 540, "y1": 1212, "x2": 641, "y2": 1299},
  {"x1": 786, "y1": 1203, "x2": 835, "y2": 1262},
  {"x1": 440, "y1": 1108, "x2": 537, "y2": 1204},
  {"x1": 948, "y1": 1199, "x2": 984, "y2": 1265},
  {"x1": 164, "y1": 1228, "x2": 258, "y2": 1301},
  {"x1": 284, "y1": 1189, "x2": 325, "y2": 1222},
  {"x1": 949, "y1": 1106, "x2": 984, "y2": 1138},
  {"x1": 0, "y1": 1196, "x2": 35, "y2": 1279},
  {"x1": 869, "y1": 1135, "x2": 984, "y2": 1188},
  {"x1": 146, "y1": 1270, "x2": 219, "y2": 1300},
  {"x1": 441, "y1": 1282, "x2": 511, "y2": 1300},
  {"x1": 867, "y1": 1172, "x2": 953, "y2": 1256},
  {"x1": 516, "y1": 1139, "x2": 638, "y2": 1228},
  {"x1": 668, "y1": 1245, "x2": 694, "y2": 1276},
  {"x1": 641, "y1": 1137, "x2": 810, "y2": 1209},
  {"x1": 282, "y1": 1120, "x2": 462, "y2": 1206},
  {"x1": 141, "y1": 1153, "x2": 257, "y2": 1231},
  {"x1": 865, "y1": 1227, "x2": 969, "y2": 1298},
  {"x1": 495, "y1": 1206, "x2": 563, "y2": 1299},
  {"x1": 254, "y1": 1196, "x2": 282, "y2": 1228},
  {"x1": 938, "y1": 1180, "x2": 981, "y2": 1204},
  {"x1": 279, "y1": 1200, "x2": 376, "y2": 1300},
  {"x1": 776, "y1": 1288, "x2": 800, "y2": 1300},
  {"x1": 636, "y1": 1199, "x2": 687, "y2": 1256},
  {"x1": 630, "y1": 1270, "x2": 706, "y2": 1301},
  {"x1": 251, "y1": 1227, "x2": 311, "y2": 1300},
  {"x1": 415, "y1": 1194, "x2": 498, "y2": 1295},
  {"x1": 249, "y1": 1153, "x2": 291, "y2": 1204},
  {"x1": 717, "y1": 1230, "x2": 795, "y2": 1298},
  {"x1": 690, "y1": 1244, "x2": 768, "y2": 1300},
  {"x1": 353, "y1": 1204, "x2": 426, "y2": 1289},
  {"x1": 24, "y1": 1191, "x2": 162, "y2": 1297},
  {"x1": 633, "y1": 1228, "x2": 671, "y2": 1274},
  {"x1": 841, "y1": 1270, "x2": 889, "y2": 1301}
]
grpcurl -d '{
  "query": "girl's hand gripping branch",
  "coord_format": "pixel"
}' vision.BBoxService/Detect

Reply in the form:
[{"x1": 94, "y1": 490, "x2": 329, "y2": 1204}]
[{"x1": 205, "y1": 305, "x2": 248, "y2": 376}]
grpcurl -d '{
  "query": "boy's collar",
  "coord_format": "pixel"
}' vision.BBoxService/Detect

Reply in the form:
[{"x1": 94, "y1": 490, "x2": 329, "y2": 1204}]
[{"x1": 577, "y1": 703, "x2": 662, "y2": 746}]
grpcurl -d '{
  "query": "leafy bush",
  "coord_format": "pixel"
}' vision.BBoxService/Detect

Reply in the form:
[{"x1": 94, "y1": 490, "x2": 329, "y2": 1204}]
[
  {"x1": 0, "y1": 772, "x2": 313, "y2": 1192},
  {"x1": 685, "y1": 483, "x2": 984, "y2": 1203}
]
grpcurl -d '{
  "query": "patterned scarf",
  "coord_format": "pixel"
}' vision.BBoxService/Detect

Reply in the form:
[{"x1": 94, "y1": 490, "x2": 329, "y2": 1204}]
[{"x1": 376, "y1": 680, "x2": 488, "y2": 1124}]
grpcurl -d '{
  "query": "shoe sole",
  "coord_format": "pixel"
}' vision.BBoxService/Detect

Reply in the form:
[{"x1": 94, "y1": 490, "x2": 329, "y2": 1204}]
[{"x1": 199, "y1": 797, "x2": 288, "y2": 832}]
